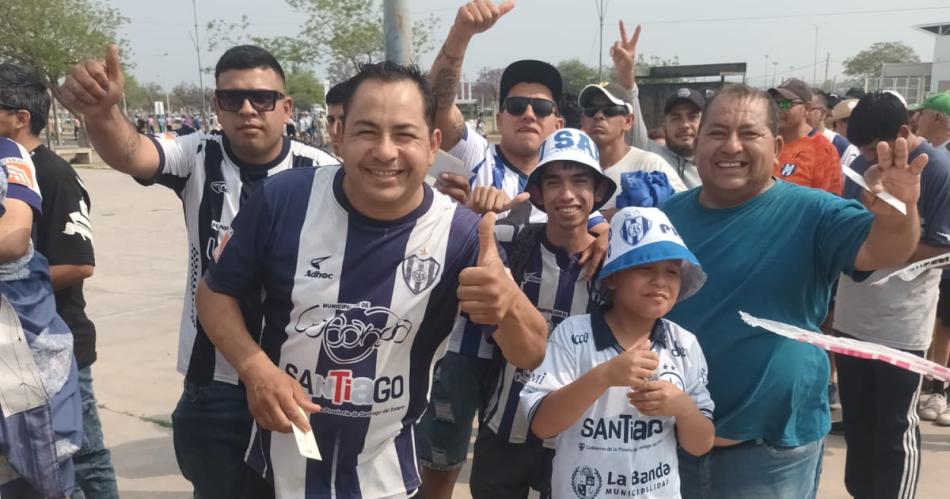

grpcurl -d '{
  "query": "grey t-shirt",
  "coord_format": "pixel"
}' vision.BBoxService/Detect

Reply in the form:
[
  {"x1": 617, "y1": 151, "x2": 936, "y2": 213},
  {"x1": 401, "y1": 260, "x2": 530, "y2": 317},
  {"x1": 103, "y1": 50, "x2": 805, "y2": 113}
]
[{"x1": 834, "y1": 142, "x2": 950, "y2": 350}]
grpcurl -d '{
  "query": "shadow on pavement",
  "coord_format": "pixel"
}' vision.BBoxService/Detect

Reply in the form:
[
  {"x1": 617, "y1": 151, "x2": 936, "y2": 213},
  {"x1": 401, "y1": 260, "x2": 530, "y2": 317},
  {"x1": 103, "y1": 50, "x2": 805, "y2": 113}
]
[{"x1": 110, "y1": 435, "x2": 181, "y2": 479}]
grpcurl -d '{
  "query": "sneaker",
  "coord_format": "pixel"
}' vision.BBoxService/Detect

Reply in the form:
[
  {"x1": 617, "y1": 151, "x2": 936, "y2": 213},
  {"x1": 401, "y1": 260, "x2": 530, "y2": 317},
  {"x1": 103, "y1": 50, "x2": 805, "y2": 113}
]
[
  {"x1": 919, "y1": 392, "x2": 934, "y2": 409},
  {"x1": 828, "y1": 383, "x2": 841, "y2": 410},
  {"x1": 919, "y1": 393, "x2": 947, "y2": 421},
  {"x1": 936, "y1": 406, "x2": 950, "y2": 426}
]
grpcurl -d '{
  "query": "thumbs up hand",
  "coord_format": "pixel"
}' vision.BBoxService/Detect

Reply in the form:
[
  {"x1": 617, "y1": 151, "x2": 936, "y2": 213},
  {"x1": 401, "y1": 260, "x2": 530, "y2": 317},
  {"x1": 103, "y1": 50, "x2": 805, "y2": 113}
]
[
  {"x1": 59, "y1": 44, "x2": 126, "y2": 118},
  {"x1": 458, "y1": 213, "x2": 517, "y2": 325}
]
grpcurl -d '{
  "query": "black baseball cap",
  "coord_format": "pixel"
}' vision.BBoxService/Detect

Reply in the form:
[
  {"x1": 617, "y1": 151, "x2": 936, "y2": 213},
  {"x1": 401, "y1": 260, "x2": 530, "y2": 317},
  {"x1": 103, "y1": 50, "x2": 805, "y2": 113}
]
[
  {"x1": 664, "y1": 87, "x2": 706, "y2": 115},
  {"x1": 499, "y1": 60, "x2": 563, "y2": 109}
]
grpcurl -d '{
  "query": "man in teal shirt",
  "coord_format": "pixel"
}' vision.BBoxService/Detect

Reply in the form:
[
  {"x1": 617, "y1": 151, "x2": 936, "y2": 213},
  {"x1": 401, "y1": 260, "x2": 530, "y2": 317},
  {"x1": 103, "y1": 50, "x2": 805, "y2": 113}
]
[{"x1": 662, "y1": 83, "x2": 928, "y2": 499}]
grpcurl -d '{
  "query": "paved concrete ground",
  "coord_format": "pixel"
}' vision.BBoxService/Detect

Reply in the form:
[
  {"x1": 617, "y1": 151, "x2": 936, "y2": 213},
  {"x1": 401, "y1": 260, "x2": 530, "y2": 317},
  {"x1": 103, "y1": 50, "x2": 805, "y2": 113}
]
[{"x1": 78, "y1": 167, "x2": 950, "y2": 498}]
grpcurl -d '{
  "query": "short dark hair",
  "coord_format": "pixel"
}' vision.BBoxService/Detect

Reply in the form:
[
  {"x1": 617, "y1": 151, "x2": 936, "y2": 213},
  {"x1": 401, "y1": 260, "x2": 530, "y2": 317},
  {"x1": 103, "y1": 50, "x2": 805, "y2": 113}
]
[
  {"x1": 0, "y1": 63, "x2": 50, "y2": 136},
  {"x1": 214, "y1": 45, "x2": 285, "y2": 85},
  {"x1": 699, "y1": 84, "x2": 779, "y2": 137},
  {"x1": 847, "y1": 92, "x2": 908, "y2": 147},
  {"x1": 812, "y1": 89, "x2": 830, "y2": 109},
  {"x1": 326, "y1": 81, "x2": 349, "y2": 106},
  {"x1": 342, "y1": 61, "x2": 436, "y2": 130}
]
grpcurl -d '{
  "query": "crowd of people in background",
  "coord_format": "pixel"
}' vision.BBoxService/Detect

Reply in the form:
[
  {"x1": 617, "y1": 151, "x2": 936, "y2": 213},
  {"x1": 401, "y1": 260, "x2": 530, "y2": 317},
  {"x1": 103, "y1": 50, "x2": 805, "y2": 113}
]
[{"x1": 1, "y1": 1, "x2": 949, "y2": 499}]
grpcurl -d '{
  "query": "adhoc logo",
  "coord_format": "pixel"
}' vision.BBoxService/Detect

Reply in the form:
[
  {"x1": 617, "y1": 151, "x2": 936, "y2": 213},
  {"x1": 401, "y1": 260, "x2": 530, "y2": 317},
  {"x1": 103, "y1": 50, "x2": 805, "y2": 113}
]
[
  {"x1": 285, "y1": 363, "x2": 404, "y2": 406},
  {"x1": 305, "y1": 256, "x2": 334, "y2": 279},
  {"x1": 571, "y1": 465, "x2": 603, "y2": 498},
  {"x1": 295, "y1": 303, "x2": 412, "y2": 365},
  {"x1": 621, "y1": 214, "x2": 652, "y2": 246},
  {"x1": 401, "y1": 254, "x2": 441, "y2": 294},
  {"x1": 780, "y1": 163, "x2": 796, "y2": 176}
]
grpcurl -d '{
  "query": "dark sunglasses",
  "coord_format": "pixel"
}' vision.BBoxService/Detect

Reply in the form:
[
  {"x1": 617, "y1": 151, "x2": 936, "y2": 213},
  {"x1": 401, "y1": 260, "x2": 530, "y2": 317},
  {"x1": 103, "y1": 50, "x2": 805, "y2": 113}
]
[
  {"x1": 214, "y1": 89, "x2": 285, "y2": 112},
  {"x1": 503, "y1": 97, "x2": 557, "y2": 118},
  {"x1": 775, "y1": 99, "x2": 804, "y2": 111},
  {"x1": 582, "y1": 104, "x2": 629, "y2": 118}
]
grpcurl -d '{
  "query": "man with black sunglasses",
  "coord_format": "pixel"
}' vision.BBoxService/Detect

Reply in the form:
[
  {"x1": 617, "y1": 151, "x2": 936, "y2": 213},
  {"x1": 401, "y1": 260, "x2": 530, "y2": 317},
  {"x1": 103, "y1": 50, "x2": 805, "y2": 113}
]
[
  {"x1": 768, "y1": 78, "x2": 842, "y2": 194},
  {"x1": 59, "y1": 44, "x2": 338, "y2": 498},
  {"x1": 578, "y1": 82, "x2": 686, "y2": 216}
]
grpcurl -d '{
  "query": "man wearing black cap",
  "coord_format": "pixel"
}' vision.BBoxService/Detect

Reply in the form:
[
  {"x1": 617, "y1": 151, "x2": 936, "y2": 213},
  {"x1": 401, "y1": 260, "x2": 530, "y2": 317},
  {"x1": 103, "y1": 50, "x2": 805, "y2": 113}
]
[
  {"x1": 610, "y1": 22, "x2": 704, "y2": 188},
  {"x1": 768, "y1": 78, "x2": 842, "y2": 194},
  {"x1": 419, "y1": 2, "x2": 608, "y2": 497},
  {"x1": 578, "y1": 81, "x2": 686, "y2": 215}
]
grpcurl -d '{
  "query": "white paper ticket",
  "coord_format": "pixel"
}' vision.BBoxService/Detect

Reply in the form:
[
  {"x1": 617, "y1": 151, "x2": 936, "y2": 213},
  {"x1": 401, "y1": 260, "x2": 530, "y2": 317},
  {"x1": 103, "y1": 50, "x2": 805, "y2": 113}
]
[
  {"x1": 739, "y1": 311, "x2": 950, "y2": 382},
  {"x1": 0, "y1": 297, "x2": 48, "y2": 417},
  {"x1": 841, "y1": 166, "x2": 907, "y2": 215},
  {"x1": 292, "y1": 407, "x2": 322, "y2": 461},
  {"x1": 870, "y1": 252, "x2": 950, "y2": 287}
]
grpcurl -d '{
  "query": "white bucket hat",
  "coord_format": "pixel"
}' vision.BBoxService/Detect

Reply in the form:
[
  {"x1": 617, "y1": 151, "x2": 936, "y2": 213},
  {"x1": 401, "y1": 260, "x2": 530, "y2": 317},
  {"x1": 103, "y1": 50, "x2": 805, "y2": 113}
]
[
  {"x1": 598, "y1": 207, "x2": 706, "y2": 302},
  {"x1": 525, "y1": 128, "x2": 617, "y2": 212}
]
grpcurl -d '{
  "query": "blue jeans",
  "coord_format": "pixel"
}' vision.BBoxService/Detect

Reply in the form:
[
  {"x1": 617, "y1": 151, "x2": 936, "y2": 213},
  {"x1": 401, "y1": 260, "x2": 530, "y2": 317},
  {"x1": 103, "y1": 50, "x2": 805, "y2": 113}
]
[
  {"x1": 678, "y1": 438, "x2": 825, "y2": 499},
  {"x1": 171, "y1": 379, "x2": 273, "y2": 499},
  {"x1": 72, "y1": 367, "x2": 118, "y2": 499}
]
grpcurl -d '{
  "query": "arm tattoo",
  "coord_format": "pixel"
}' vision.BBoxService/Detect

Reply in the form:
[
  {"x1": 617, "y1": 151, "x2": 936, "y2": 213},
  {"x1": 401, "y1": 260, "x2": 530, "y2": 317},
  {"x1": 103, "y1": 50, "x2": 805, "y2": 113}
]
[{"x1": 432, "y1": 46, "x2": 464, "y2": 110}]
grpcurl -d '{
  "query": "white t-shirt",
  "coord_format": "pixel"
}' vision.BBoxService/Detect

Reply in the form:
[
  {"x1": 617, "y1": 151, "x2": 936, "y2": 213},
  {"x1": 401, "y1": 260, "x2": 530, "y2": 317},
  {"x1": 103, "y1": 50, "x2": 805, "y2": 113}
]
[
  {"x1": 603, "y1": 147, "x2": 688, "y2": 210},
  {"x1": 521, "y1": 312, "x2": 713, "y2": 499}
]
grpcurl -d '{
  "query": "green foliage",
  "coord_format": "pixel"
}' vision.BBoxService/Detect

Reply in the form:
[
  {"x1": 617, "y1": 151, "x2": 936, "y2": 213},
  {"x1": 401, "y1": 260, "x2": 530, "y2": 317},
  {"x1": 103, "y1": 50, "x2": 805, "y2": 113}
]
[
  {"x1": 286, "y1": 69, "x2": 325, "y2": 110},
  {"x1": 843, "y1": 42, "x2": 921, "y2": 80},
  {"x1": 206, "y1": 0, "x2": 440, "y2": 83},
  {"x1": 0, "y1": 0, "x2": 128, "y2": 110},
  {"x1": 123, "y1": 74, "x2": 165, "y2": 113},
  {"x1": 557, "y1": 59, "x2": 600, "y2": 97}
]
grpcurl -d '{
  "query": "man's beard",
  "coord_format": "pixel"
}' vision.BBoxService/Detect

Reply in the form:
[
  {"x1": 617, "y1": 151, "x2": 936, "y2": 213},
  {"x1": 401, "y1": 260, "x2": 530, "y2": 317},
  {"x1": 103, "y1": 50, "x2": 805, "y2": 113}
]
[{"x1": 667, "y1": 139, "x2": 694, "y2": 158}]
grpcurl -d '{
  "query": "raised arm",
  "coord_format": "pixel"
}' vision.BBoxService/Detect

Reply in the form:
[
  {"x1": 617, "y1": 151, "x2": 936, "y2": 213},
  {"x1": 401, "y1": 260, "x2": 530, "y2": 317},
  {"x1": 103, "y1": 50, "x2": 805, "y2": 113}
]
[
  {"x1": 612, "y1": 21, "x2": 651, "y2": 149},
  {"x1": 854, "y1": 139, "x2": 925, "y2": 271},
  {"x1": 429, "y1": 0, "x2": 515, "y2": 150},
  {"x1": 59, "y1": 45, "x2": 161, "y2": 180}
]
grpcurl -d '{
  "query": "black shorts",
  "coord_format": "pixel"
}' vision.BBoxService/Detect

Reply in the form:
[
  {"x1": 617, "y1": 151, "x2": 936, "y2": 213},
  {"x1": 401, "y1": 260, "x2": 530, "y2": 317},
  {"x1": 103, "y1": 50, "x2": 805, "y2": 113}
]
[{"x1": 938, "y1": 278, "x2": 949, "y2": 327}]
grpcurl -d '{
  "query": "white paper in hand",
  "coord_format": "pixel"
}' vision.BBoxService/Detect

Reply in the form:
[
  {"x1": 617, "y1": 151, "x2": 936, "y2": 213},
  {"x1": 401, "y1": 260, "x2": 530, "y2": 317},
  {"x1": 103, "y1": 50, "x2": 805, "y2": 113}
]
[
  {"x1": 869, "y1": 252, "x2": 950, "y2": 287},
  {"x1": 841, "y1": 165, "x2": 907, "y2": 215},
  {"x1": 291, "y1": 407, "x2": 322, "y2": 461},
  {"x1": 428, "y1": 150, "x2": 469, "y2": 179}
]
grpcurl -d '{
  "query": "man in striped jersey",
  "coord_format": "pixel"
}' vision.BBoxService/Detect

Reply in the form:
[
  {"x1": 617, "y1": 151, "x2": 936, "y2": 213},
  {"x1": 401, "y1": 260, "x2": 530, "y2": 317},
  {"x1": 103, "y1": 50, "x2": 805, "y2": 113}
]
[
  {"x1": 195, "y1": 61, "x2": 548, "y2": 498},
  {"x1": 470, "y1": 128, "x2": 616, "y2": 498},
  {"x1": 59, "y1": 44, "x2": 339, "y2": 497},
  {"x1": 418, "y1": 4, "x2": 609, "y2": 495}
]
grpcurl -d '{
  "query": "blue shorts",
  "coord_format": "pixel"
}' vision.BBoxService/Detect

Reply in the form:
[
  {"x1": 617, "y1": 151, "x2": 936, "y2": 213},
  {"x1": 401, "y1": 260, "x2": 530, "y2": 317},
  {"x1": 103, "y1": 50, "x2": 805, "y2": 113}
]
[{"x1": 415, "y1": 352, "x2": 498, "y2": 471}]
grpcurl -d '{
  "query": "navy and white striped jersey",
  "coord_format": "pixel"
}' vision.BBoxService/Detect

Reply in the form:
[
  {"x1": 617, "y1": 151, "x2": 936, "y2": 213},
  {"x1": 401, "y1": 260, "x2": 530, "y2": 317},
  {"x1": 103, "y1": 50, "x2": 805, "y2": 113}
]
[
  {"x1": 206, "y1": 165, "x2": 482, "y2": 498},
  {"x1": 140, "y1": 130, "x2": 339, "y2": 384},
  {"x1": 483, "y1": 224, "x2": 598, "y2": 444},
  {"x1": 445, "y1": 125, "x2": 604, "y2": 358}
]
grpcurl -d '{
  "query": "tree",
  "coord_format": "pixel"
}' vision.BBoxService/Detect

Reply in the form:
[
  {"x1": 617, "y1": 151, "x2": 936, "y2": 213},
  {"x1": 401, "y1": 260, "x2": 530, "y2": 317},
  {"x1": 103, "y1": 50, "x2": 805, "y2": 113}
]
[
  {"x1": 207, "y1": 0, "x2": 440, "y2": 83},
  {"x1": 171, "y1": 83, "x2": 213, "y2": 114},
  {"x1": 123, "y1": 75, "x2": 165, "y2": 114},
  {"x1": 0, "y1": 0, "x2": 128, "y2": 141},
  {"x1": 472, "y1": 67, "x2": 504, "y2": 107},
  {"x1": 286, "y1": 69, "x2": 325, "y2": 111},
  {"x1": 843, "y1": 42, "x2": 920, "y2": 80},
  {"x1": 557, "y1": 59, "x2": 600, "y2": 96}
]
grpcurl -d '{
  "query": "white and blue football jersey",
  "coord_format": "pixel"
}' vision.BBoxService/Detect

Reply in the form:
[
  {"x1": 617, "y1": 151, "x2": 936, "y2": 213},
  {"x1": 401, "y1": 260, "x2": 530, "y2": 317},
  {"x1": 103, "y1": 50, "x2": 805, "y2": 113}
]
[
  {"x1": 483, "y1": 224, "x2": 598, "y2": 444},
  {"x1": 206, "y1": 165, "x2": 482, "y2": 498},
  {"x1": 141, "y1": 131, "x2": 339, "y2": 384}
]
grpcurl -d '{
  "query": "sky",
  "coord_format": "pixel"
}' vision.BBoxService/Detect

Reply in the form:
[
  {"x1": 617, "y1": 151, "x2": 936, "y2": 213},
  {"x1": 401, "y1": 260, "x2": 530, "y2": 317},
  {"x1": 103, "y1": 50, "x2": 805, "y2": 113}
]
[{"x1": 111, "y1": 0, "x2": 950, "y2": 91}]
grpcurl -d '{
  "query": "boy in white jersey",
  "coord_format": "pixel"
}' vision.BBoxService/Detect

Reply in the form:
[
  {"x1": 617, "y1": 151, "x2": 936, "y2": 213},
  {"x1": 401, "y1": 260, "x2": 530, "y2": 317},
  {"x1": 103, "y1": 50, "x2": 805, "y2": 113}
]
[{"x1": 522, "y1": 207, "x2": 714, "y2": 499}]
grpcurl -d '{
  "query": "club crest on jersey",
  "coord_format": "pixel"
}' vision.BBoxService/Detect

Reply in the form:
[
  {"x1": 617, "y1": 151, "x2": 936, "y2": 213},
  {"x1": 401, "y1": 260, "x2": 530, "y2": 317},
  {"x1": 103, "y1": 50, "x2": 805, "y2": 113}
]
[
  {"x1": 401, "y1": 255, "x2": 441, "y2": 294},
  {"x1": 780, "y1": 163, "x2": 796, "y2": 176},
  {"x1": 657, "y1": 363, "x2": 685, "y2": 390},
  {"x1": 294, "y1": 304, "x2": 412, "y2": 365},
  {"x1": 621, "y1": 215, "x2": 652, "y2": 246},
  {"x1": 572, "y1": 465, "x2": 603, "y2": 499},
  {"x1": 210, "y1": 181, "x2": 229, "y2": 194}
]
